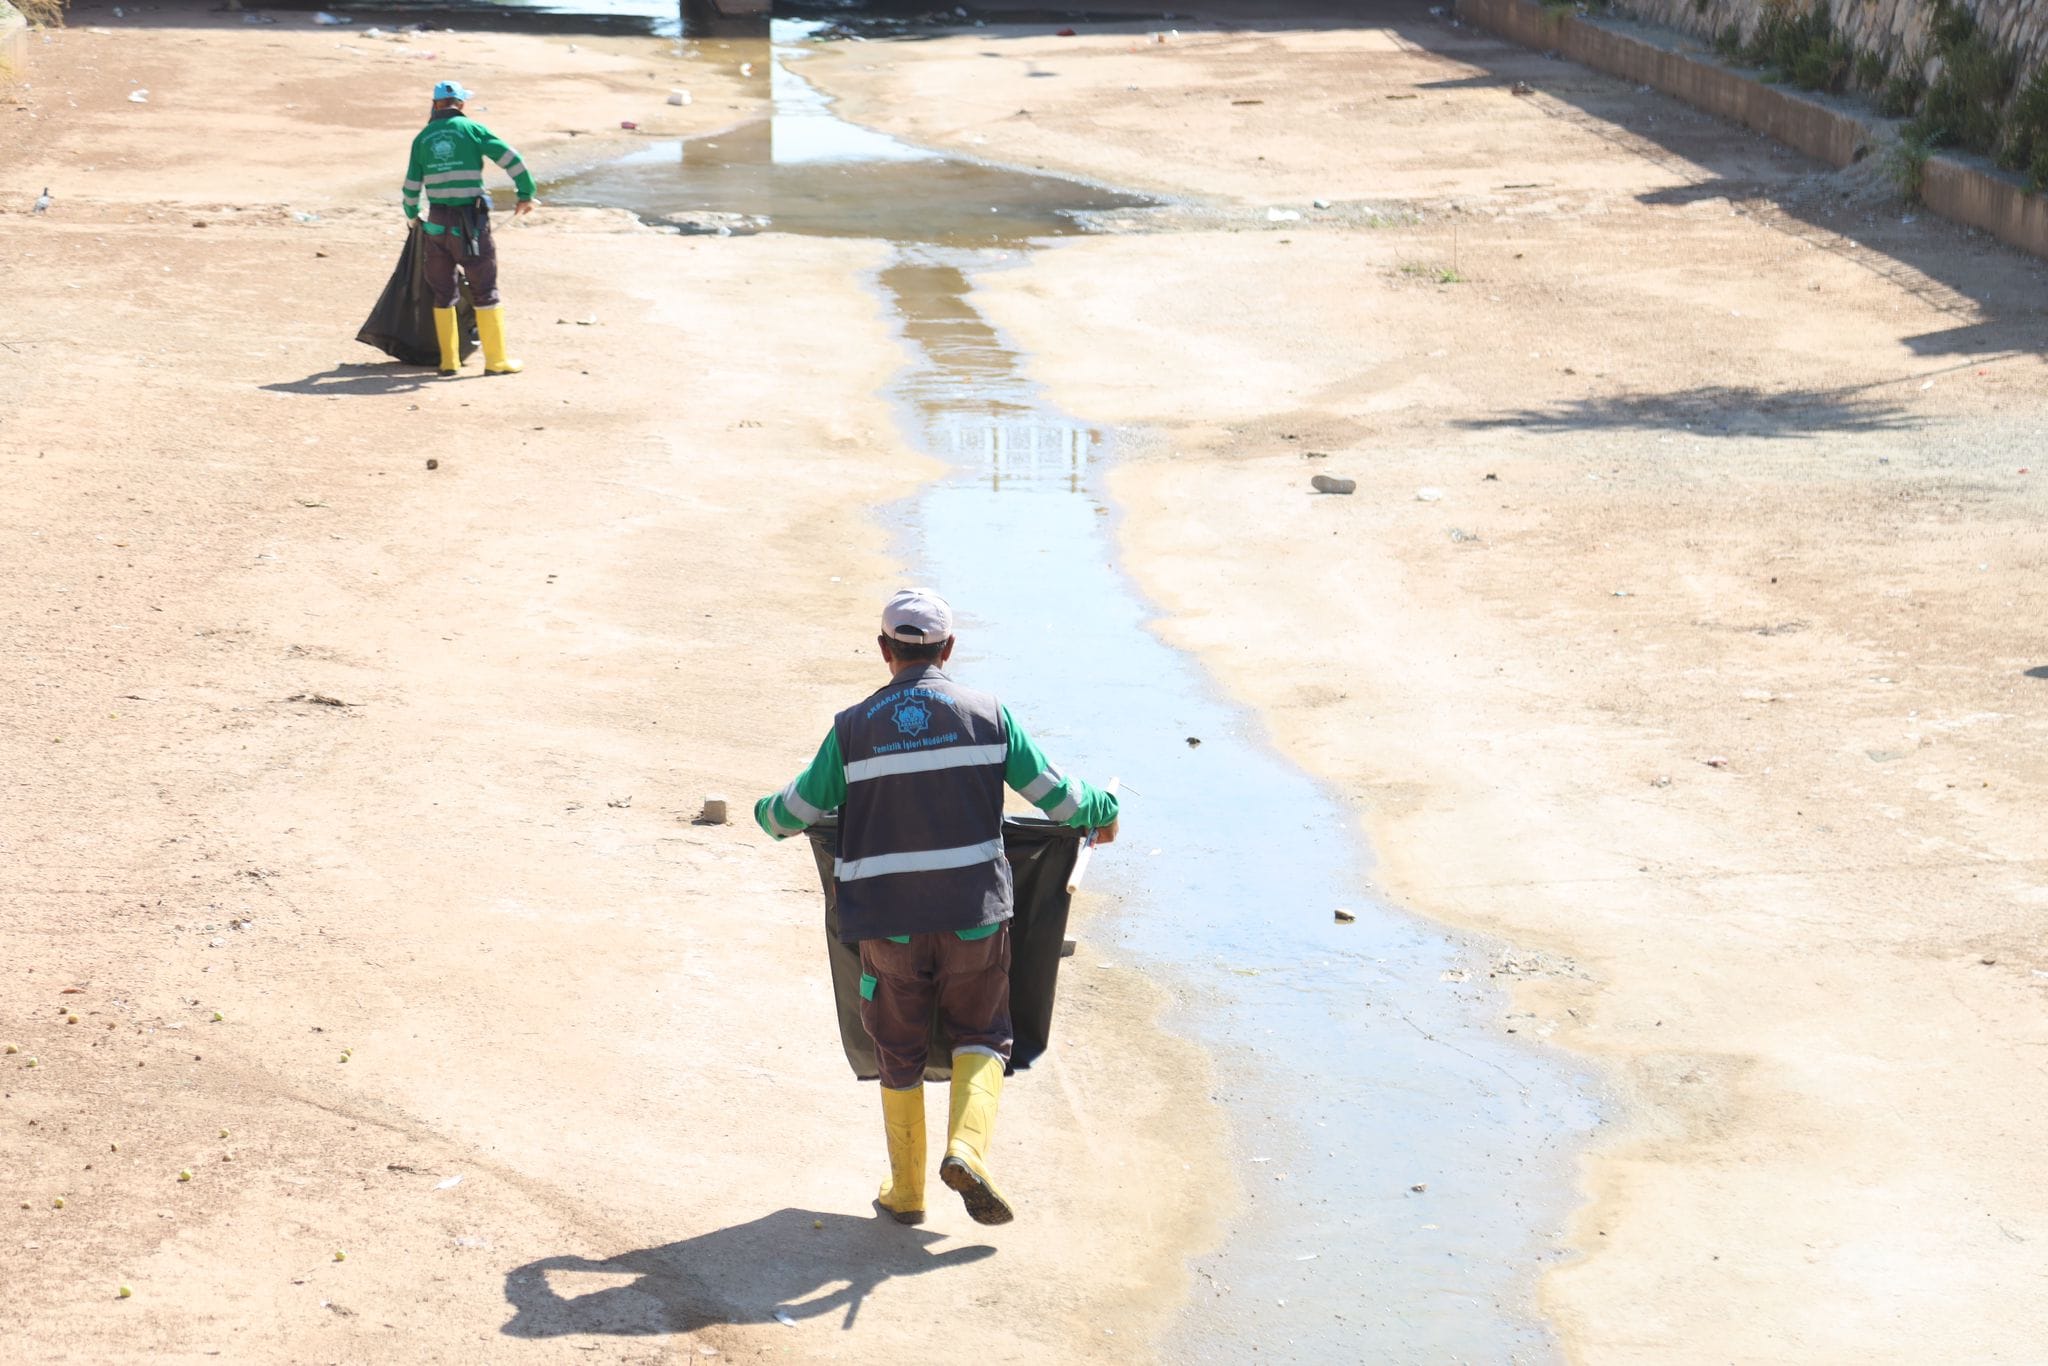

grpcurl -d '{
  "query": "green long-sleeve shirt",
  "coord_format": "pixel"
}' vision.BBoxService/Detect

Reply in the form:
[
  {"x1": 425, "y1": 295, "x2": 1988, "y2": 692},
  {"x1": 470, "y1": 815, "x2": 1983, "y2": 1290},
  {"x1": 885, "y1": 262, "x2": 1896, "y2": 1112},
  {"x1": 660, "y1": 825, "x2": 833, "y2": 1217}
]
[
  {"x1": 756, "y1": 705, "x2": 1118, "y2": 840},
  {"x1": 401, "y1": 111, "x2": 535, "y2": 220}
]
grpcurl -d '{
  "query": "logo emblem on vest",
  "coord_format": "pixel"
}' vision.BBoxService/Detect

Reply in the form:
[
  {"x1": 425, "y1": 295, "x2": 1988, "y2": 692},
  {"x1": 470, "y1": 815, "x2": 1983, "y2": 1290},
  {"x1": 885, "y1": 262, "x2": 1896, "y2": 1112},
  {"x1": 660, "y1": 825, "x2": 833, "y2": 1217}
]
[
  {"x1": 431, "y1": 136, "x2": 456, "y2": 161},
  {"x1": 892, "y1": 699, "x2": 932, "y2": 739}
]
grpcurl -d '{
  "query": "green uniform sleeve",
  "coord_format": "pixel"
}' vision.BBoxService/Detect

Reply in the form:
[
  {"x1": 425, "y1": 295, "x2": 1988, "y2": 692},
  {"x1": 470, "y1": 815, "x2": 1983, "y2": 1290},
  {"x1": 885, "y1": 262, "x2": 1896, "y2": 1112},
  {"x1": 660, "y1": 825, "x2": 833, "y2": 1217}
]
[
  {"x1": 401, "y1": 142, "x2": 423, "y2": 220},
  {"x1": 1002, "y1": 705, "x2": 1118, "y2": 829},
  {"x1": 478, "y1": 127, "x2": 537, "y2": 201},
  {"x1": 755, "y1": 729, "x2": 847, "y2": 839}
]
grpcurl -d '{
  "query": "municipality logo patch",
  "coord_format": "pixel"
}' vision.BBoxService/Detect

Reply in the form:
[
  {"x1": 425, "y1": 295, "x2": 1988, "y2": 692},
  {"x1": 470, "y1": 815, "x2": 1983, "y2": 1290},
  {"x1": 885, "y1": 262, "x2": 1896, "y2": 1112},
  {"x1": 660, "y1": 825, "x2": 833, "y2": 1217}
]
[
  {"x1": 431, "y1": 137, "x2": 456, "y2": 160},
  {"x1": 892, "y1": 699, "x2": 932, "y2": 738}
]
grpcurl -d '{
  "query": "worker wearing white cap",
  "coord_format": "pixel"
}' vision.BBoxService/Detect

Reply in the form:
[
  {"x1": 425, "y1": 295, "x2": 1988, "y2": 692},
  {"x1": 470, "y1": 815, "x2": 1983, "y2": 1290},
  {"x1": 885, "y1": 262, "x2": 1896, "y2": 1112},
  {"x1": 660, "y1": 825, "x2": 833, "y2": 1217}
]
[
  {"x1": 400, "y1": 79, "x2": 537, "y2": 376},
  {"x1": 756, "y1": 589, "x2": 1119, "y2": 1226}
]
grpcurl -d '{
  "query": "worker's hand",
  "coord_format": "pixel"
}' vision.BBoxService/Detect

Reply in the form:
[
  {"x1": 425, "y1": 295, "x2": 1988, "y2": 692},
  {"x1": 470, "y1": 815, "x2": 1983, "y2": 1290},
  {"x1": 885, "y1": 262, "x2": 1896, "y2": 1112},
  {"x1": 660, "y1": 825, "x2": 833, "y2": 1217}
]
[
  {"x1": 1093, "y1": 819, "x2": 1118, "y2": 846},
  {"x1": 513, "y1": 198, "x2": 538, "y2": 218}
]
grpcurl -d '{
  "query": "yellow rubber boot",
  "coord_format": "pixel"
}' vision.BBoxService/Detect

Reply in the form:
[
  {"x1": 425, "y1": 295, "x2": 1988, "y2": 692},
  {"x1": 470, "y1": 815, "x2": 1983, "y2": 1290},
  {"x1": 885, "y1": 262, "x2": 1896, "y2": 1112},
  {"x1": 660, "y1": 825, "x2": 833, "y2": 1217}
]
[
  {"x1": 940, "y1": 1051, "x2": 1013, "y2": 1225},
  {"x1": 475, "y1": 305, "x2": 523, "y2": 375},
  {"x1": 432, "y1": 306, "x2": 461, "y2": 376},
  {"x1": 875, "y1": 1084, "x2": 926, "y2": 1225}
]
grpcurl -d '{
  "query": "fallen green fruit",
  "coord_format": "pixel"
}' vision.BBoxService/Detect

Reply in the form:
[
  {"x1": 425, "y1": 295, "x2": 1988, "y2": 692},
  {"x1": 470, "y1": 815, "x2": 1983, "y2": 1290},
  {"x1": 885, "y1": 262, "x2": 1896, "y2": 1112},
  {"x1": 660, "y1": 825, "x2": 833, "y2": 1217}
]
[
  {"x1": 177, "y1": 1170, "x2": 192, "y2": 1182},
  {"x1": 117, "y1": 1286, "x2": 132, "y2": 1299}
]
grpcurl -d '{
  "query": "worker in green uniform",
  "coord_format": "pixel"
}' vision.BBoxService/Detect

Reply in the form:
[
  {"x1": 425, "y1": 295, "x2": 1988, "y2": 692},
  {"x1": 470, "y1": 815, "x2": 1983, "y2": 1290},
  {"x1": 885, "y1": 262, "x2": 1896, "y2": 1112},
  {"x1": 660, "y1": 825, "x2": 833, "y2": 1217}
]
[
  {"x1": 756, "y1": 589, "x2": 1119, "y2": 1226},
  {"x1": 400, "y1": 80, "x2": 535, "y2": 377}
]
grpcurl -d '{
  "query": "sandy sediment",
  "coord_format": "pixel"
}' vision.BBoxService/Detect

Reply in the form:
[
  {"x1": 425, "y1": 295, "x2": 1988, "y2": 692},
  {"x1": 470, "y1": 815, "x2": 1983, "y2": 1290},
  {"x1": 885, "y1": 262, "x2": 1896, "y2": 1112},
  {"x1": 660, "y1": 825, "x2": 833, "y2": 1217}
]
[
  {"x1": 0, "y1": 11, "x2": 1224, "y2": 1362},
  {"x1": 808, "y1": 12, "x2": 2048, "y2": 1364}
]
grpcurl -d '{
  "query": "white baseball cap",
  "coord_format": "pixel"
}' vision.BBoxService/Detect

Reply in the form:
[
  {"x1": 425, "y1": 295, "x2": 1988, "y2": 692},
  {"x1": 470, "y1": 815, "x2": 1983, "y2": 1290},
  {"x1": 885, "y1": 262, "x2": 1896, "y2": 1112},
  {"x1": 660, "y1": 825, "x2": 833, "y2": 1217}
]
[{"x1": 881, "y1": 587, "x2": 954, "y2": 644}]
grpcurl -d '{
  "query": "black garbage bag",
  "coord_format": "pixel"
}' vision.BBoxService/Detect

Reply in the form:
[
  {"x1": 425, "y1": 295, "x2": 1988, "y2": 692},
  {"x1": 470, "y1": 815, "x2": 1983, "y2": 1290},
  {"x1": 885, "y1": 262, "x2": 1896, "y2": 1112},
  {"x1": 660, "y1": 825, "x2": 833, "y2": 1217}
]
[
  {"x1": 805, "y1": 816, "x2": 1084, "y2": 1082},
  {"x1": 355, "y1": 224, "x2": 478, "y2": 367}
]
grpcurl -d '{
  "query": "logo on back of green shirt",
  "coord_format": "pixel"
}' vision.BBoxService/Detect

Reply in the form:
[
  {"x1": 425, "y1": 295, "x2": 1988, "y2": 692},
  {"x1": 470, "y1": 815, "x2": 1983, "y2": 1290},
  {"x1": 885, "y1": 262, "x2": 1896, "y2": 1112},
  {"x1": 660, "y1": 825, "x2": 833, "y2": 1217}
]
[{"x1": 430, "y1": 135, "x2": 456, "y2": 161}]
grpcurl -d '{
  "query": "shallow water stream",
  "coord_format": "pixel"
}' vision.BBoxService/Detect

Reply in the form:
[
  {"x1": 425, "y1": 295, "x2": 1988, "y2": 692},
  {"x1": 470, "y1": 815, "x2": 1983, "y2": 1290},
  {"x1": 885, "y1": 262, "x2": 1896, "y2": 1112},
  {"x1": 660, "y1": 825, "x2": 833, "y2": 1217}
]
[{"x1": 548, "y1": 13, "x2": 1600, "y2": 1362}]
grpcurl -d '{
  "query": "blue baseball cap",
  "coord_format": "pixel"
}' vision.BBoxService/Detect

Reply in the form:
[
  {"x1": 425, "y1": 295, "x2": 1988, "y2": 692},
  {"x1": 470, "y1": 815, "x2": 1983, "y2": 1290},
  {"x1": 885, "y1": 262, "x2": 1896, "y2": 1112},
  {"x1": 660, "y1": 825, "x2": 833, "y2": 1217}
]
[{"x1": 432, "y1": 80, "x2": 474, "y2": 102}]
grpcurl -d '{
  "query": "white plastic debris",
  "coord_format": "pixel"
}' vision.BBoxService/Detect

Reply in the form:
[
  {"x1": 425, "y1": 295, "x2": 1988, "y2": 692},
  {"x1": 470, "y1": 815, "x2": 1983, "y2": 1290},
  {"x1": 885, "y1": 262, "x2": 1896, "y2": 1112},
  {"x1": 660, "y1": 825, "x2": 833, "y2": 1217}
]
[
  {"x1": 127, "y1": 90, "x2": 149, "y2": 104},
  {"x1": 1415, "y1": 487, "x2": 1443, "y2": 502},
  {"x1": 1266, "y1": 207, "x2": 1302, "y2": 222},
  {"x1": 435, "y1": 1174, "x2": 462, "y2": 1190},
  {"x1": 772, "y1": 1309, "x2": 797, "y2": 1327},
  {"x1": 313, "y1": 11, "x2": 351, "y2": 24},
  {"x1": 667, "y1": 89, "x2": 692, "y2": 106}
]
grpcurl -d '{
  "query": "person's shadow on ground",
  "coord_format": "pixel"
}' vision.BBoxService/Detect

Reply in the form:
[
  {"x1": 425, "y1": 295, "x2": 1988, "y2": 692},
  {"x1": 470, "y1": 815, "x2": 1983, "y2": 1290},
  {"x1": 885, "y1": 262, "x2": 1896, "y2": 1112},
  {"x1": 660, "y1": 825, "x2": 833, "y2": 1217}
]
[
  {"x1": 261, "y1": 363, "x2": 440, "y2": 397},
  {"x1": 501, "y1": 1207, "x2": 996, "y2": 1337}
]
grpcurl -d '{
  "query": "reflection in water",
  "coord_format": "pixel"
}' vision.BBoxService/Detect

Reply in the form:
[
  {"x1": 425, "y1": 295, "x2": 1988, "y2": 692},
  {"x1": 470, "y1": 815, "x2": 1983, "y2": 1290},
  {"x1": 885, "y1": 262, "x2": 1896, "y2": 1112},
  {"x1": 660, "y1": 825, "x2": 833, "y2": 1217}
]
[{"x1": 880, "y1": 256, "x2": 1099, "y2": 493}]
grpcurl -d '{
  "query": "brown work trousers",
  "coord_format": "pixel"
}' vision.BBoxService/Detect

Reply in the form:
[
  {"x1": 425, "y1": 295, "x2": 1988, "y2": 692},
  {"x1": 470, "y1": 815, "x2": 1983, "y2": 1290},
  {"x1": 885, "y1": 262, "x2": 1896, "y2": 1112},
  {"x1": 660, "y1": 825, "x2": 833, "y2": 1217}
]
[
  {"x1": 859, "y1": 927, "x2": 1013, "y2": 1091},
  {"x1": 422, "y1": 201, "x2": 500, "y2": 309}
]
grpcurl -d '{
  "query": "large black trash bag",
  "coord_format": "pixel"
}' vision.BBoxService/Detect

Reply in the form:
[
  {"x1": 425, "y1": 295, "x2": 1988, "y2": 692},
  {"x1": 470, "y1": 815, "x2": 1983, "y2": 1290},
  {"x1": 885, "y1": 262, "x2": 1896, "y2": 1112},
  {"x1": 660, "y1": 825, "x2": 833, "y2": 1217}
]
[
  {"x1": 355, "y1": 224, "x2": 478, "y2": 367},
  {"x1": 805, "y1": 816, "x2": 1084, "y2": 1083}
]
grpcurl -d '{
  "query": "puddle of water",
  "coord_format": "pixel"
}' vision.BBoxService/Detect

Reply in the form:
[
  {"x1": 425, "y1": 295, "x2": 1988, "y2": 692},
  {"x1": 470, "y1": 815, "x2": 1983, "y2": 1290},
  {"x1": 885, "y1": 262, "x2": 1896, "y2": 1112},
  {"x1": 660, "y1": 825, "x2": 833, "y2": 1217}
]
[
  {"x1": 549, "y1": 14, "x2": 1600, "y2": 1363},
  {"x1": 549, "y1": 25, "x2": 1150, "y2": 241}
]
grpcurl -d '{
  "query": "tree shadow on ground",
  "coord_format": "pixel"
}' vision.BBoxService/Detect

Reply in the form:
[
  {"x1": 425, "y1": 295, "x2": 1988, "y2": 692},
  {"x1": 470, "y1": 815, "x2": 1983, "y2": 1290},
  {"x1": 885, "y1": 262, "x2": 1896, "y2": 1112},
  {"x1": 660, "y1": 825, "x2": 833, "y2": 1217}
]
[
  {"x1": 501, "y1": 1207, "x2": 996, "y2": 1338},
  {"x1": 261, "y1": 363, "x2": 439, "y2": 397},
  {"x1": 1455, "y1": 381, "x2": 1921, "y2": 438}
]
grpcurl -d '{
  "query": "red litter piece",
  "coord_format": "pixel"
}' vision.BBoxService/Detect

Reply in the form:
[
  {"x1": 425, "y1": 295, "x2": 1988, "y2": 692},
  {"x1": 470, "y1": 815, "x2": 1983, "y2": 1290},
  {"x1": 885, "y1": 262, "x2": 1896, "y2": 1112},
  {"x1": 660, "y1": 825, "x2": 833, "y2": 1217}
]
[
  {"x1": 621, "y1": 120, "x2": 639, "y2": 130},
  {"x1": 1056, "y1": 27, "x2": 1076, "y2": 36}
]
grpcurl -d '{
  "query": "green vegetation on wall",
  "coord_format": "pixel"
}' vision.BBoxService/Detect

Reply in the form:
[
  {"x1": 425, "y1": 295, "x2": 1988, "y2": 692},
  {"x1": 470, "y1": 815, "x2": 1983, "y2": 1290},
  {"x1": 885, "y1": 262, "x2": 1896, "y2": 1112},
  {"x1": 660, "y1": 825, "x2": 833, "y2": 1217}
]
[{"x1": 1744, "y1": 0, "x2": 1854, "y2": 94}]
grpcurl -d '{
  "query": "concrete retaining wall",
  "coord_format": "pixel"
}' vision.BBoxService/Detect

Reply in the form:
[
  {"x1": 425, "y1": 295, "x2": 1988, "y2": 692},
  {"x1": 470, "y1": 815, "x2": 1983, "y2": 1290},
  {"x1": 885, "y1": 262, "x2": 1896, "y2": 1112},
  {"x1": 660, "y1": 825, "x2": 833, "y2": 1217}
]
[
  {"x1": 1457, "y1": 0, "x2": 1874, "y2": 166},
  {"x1": 1455, "y1": 0, "x2": 2048, "y2": 260}
]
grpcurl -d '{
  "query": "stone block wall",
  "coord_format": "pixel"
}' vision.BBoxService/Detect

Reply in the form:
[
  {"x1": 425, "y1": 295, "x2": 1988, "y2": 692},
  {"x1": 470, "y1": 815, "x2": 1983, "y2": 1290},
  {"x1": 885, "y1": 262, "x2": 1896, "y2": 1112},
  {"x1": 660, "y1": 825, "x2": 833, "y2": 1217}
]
[{"x1": 1616, "y1": 0, "x2": 2048, "y2": 83}]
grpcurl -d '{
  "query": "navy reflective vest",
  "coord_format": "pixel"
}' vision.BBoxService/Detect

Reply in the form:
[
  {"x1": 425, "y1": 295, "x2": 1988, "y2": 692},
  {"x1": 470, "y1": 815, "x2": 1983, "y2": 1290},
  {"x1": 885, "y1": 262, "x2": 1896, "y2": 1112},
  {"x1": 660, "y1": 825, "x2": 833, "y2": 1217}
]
[{"x1": 830, "y1": 665, "x2": 1013, "y2": 942}]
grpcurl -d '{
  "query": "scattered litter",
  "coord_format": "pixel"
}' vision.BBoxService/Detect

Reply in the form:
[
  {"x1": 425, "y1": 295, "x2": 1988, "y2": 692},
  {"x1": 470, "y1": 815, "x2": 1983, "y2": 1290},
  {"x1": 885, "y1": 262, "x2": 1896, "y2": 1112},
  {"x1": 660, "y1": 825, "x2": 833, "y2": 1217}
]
[
  {"x1": 283, "y1": 692, "x2": 353, "y2": 708},
  {"x1": 1313, "y1": 198, "x2": 1333, "y2": 209},
  {"x1": 697, "y1": 795, "x2": 729, "y2": 825},
  {"x1": 1612, "y1": 588, "x2": 1630, "y2": 597},
  {"x1": 1511, "y1": 80, "x2": 1535, "y2": 95},
  {"x1": 1185, "y1": 736, "x2": 1202, "y2": 748},
  {"x1": 667, "y1": 90, "x2": 692, "y2": 106},
  {"x1": 1333, "y1": 908, "x2": 1356, "y2": 924},
  {"x1": 1448, "y1": 528, "x2": 1477, "y2": 543},
  {"x1": 1415, "y1": 487, "x2": 1443, "y2": 502},
  {"x1": 1249, "y1": 1156, "x2": 1271, "y2": 1163},
  {"x1": 127, "y1": 90, "x2": 149, "y2": 104},
  {"x1": 426, "y1": 458, "x2": 439, "y2": 471},
  {"x1": 576, "y1": 315, "x2": 599, "y2": 326},
  {"x1": 1295, "y1": 1252, "x2": 1318, "y2": 1261},
  {"x1": 1310, "y1": 474, "x2": 1356, "y2": 495},
  {"x1": 117, "y1": 1285, "x2": 132, "y2": 1299},
  {"x1": 1410, "y1": 1183, "x2": 1428, "y2": 1193},
  {"x1": 620, "y1": 121, "x2": 639, "y2": 131},
  {"x1": 435, "y1": 1175, "x2": 463, "y2": 1190},
  {"x1": 313, "y1": 11, "x2": 352, "y2": 24},
  {"x1": 1702, "y1": 756, "x2": 1730, "y2": 769},
  {"x1": 740, "y1": 62, "x2": 754, "y2": 77},
  {"x1": 1651, "y1": 775, "x2": 1672, "y2": 787},
  {"x1": 1266, "y1": 207, "x2": 1302, "y2": 222},
  {"x1": 772, "y1": 1309, "x2": 797, "y2": 1327},
  {"x1": 1920, "y1": 379, "x2": 1934, "y2": 390},
  {"x1": 1056, "y1": 27, "x2": 1077, "y2": 37}
]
